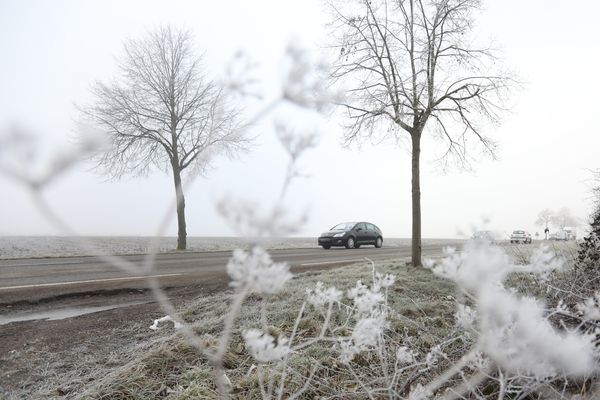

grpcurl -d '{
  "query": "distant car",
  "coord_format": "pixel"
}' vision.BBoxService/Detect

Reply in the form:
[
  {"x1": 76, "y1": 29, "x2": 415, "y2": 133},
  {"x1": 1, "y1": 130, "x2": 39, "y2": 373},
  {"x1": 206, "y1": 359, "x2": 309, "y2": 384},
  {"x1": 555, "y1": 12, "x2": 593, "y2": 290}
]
[
  {"x1": 318, "y1": 222, "x2": 383, "y2": 249},
  {"x1": 549, "y1": 230, "x2": 568, "y2": 241},
  {"x1": 510, "y1": 230, "x2": 532, "y2": 244},
  {"x1": 472, "y1": 230, "x2": 496, "y2": 242}
]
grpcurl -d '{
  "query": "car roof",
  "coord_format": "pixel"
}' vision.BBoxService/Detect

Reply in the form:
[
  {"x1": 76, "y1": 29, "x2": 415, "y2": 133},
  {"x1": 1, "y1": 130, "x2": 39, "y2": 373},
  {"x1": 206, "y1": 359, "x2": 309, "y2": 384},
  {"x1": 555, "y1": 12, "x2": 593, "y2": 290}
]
[{"x1": 334, "y1": 221, "x2": 379, "y2": 227}]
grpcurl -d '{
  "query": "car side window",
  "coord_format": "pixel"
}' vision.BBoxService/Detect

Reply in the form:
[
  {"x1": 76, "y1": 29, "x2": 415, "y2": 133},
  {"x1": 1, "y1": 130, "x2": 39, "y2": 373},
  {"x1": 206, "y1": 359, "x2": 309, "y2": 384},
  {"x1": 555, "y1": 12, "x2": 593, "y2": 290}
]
[
  {"x1": 357, "y1": 223, "x2": 367, "y2": 231},
  {"x1": 367, "y1": 223, "x2": 376, "y2": 231}
]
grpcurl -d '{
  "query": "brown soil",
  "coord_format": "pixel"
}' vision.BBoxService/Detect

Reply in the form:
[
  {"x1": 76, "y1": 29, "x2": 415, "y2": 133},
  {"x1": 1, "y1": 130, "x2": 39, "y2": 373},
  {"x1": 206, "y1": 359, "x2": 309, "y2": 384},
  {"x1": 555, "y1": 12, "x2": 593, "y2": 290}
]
[{"x1": 0, "y1": 282, "x2": 227, "y2": 399}]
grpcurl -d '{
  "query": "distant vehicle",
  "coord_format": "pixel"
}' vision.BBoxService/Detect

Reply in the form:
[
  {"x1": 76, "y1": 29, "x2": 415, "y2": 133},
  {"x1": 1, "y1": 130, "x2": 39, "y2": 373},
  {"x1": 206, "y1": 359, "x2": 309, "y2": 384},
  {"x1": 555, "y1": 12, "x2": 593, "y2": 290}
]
[
  {"x1": 510, "y1": 230, "x2": 532, "y2": 244},
  {"x1": 318, "y1": 222, "x2": 383, "y2": 249},
  {"x1": 564, "y1": 227, "x2": 577, "y2": 240},
  {"x1": 550, "y1": 229, "x2": 572, "y2": 241},
  {"x1": 472, "y1": 230, "x2": 496, "y2": 242},
  {"x1": 549, "y1": 232, "x2": 566, "y2": 241}
]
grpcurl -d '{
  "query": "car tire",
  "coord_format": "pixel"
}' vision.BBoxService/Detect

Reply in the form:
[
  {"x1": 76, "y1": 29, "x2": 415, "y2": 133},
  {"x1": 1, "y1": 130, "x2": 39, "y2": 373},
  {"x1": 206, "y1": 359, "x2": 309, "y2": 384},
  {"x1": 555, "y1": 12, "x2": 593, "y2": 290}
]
[
  {"x1": 375, "y1": 237, "x2": 383, "y2": 248},
  {"x1": 322, "y1": 245, "x2": 331, "y2": 249},
  {"x1": 345, "y1": 237, "x2": 356, "y2": 249}
]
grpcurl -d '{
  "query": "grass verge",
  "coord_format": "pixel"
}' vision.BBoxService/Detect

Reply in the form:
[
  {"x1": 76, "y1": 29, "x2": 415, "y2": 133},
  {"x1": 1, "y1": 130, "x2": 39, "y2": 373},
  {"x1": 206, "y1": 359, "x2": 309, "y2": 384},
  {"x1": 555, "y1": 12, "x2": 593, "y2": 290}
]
[{"x1": 79, "y1": 258, "x2": 458, "y2": 399}]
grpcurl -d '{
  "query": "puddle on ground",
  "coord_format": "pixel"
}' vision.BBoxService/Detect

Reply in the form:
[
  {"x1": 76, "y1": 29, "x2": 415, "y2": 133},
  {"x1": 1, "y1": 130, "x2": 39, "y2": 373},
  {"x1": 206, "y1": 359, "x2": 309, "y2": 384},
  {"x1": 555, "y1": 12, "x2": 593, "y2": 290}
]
[{"x1": 0, "y1": 301, "x2": 150, "y2": 325}]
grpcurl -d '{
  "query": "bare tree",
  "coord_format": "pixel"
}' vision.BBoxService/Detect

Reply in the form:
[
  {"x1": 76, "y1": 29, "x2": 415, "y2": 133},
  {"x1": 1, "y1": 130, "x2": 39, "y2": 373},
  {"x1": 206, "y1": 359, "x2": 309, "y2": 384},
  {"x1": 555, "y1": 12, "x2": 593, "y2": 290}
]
[
  {"x1": 535, "y1": 208, "x2": 553, "y2": 239},
  {"x1": 84, "y1": 26, "x2": 247, "y2": 250},
  {"x1": 327, "y1": 0, "x2": 513, "y2": 265}
]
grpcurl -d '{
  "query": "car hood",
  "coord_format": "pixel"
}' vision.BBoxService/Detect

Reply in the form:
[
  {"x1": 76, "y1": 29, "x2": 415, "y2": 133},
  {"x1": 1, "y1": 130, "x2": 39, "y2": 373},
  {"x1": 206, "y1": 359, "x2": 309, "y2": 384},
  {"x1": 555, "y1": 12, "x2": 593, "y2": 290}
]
[{"x1": 321, "y1": 229, "x2": 348, "y2": 237}]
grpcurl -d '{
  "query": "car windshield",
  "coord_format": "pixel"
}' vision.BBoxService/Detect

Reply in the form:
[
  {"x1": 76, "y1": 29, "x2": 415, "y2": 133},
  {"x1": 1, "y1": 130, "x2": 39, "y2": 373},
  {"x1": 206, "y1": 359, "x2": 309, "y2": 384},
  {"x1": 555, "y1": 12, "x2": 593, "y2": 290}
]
[
  {"x1": 331, "y1": 222, "x2": 356, "y2": 231},
  {"x1": 513, "y1": 231, "x2": 525, "y2": 234}
]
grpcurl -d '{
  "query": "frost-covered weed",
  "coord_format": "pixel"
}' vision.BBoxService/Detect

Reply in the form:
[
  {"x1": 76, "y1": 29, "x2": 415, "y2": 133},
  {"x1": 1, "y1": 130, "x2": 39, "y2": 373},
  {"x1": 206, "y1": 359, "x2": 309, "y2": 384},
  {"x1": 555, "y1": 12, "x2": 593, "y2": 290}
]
[
  {"x1": 374, "y1": 271, "x2": 396, "y2": 290},
  {"x1": 306, "y1": 281, "x2": 342, "y2": 307},
  {"x1": 576, "y1": 293, "x2": 600, "y2": 320},
  {"x1": 226, "y1": 246, "x2": 291, "y2": 294},
  {"x1": 347, "y1": 280, "x2": 385, "y2": 316},
  {"x1": 243, "y1": 329, "x2": 291, "y2": 363},
  {"x1": 347, "y1": 314, "x2": 387, "y2": 349},
  {"x1": 479, "y1": 285, "x2": 595, "y2": 377},
  {"x1": 395, "y1": 346, "x2": 415, "y2": 364},
  {"x1": 425, "y1": 240, "x2": 600, "y2": 394},
  {"x1": 454, "y1": 303, "x2": 477, "y2": 331},
  {"x1": 229, "y1": 231, "x2": 600, "y2": 398},
  {"x1": 280, "y1": 40, "x2": 341, "y2": 113}
]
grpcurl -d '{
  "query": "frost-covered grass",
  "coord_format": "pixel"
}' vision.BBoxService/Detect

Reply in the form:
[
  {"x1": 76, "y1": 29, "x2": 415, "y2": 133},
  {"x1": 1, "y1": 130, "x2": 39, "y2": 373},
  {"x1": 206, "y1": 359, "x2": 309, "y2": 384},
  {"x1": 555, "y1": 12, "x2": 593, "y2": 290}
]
[
  {"x1": 0, "y1": 236, "x2": 465, "y2": 259},
  {"x1": 78, "y1": 259, "x2": 459, "y2": 399},
  {"x1": 74, "y1": 240, "x2": 600, "y2": 400}
]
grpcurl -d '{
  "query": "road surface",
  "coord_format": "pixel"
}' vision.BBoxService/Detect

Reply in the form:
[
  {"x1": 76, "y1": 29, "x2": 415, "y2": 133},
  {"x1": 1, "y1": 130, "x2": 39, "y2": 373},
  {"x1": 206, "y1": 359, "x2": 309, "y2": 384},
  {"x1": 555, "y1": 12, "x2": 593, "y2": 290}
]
[{"x1": 0, "y1": 244, "x2": 449, "y2": 304}]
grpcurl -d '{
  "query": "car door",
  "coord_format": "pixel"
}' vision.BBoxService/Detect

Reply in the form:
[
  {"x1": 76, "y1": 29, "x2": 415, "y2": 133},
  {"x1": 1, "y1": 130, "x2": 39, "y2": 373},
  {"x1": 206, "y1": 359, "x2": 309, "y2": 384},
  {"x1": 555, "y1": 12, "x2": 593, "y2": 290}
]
[
  {"x1": 355, "y1": 223, "x2": 369, "y2": 244},
  {"x1": 366, "y1": 223, "x2": 377, "y2": 243}
]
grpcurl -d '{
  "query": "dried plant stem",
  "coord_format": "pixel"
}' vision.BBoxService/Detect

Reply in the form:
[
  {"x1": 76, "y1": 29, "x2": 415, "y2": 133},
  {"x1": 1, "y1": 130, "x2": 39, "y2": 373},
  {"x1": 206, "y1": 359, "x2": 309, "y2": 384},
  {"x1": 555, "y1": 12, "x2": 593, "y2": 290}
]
[
  {"x1": 421, "y1": 347, "x2": 479, "y2": 398},
  {"x1": 213, "y1": 285, "x2": 251, "y2": 398},
  {"x1": 276, "y1": 302, "x2": 307, "y2": 400}
]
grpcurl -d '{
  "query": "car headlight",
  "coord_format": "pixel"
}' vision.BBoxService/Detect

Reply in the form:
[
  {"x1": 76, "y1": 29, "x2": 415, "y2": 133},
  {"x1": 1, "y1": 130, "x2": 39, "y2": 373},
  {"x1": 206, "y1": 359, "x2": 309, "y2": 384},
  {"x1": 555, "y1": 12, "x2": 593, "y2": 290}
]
[{"x1": 334, "y1": 232, "x2": 345, "y2": 237}]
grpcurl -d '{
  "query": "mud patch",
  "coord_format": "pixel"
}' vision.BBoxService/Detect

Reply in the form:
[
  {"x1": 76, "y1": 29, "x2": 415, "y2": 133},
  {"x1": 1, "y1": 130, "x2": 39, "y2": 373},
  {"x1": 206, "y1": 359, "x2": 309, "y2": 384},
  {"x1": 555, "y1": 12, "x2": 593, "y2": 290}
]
[{"x1": 0, "y1": 301, "x2": 150, "y2": 325}]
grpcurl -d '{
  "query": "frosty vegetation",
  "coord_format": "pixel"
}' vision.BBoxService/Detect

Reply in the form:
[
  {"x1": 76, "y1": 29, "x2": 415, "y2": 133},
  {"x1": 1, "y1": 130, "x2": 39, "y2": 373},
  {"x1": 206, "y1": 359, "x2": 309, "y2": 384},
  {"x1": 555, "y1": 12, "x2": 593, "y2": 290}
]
[
  {"x1": 212, "y1": 240, "x2": 600, "y2": 399},
  {"x1": 2, "y1": 28, "x2": 600, "y2": 400}
]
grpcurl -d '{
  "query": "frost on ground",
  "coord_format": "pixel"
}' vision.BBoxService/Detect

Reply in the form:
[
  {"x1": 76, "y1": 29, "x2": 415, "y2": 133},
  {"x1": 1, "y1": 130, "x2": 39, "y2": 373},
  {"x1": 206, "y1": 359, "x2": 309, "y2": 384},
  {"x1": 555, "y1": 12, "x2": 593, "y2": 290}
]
[
  {"x1": 3, "y1": 239, "x2": 597, "y2": 399},
  {"x1": 64, "y1": 259, "x2": 459, "y2": 399},
  {"x1": 55, "y1": 241, "x2": 598, "y2": 400},
  {"x1": 0, "y1": 236, "x2": 464, "y2": 259}
]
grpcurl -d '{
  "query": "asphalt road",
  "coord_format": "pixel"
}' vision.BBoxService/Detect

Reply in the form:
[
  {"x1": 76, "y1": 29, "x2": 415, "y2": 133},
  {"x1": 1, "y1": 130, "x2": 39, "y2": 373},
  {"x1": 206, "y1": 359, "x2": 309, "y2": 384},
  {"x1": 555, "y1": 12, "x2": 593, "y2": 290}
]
[{"x1": 0, "y1": 244, "x2": 450, "y2": 304}]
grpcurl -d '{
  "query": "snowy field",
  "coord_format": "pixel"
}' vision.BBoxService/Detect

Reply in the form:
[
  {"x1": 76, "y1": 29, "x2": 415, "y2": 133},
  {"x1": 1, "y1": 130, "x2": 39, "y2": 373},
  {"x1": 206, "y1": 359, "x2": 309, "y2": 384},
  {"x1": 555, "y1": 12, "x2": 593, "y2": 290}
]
[{"x1": 0, "y1": 236, "x2": 466, "y2": 259}]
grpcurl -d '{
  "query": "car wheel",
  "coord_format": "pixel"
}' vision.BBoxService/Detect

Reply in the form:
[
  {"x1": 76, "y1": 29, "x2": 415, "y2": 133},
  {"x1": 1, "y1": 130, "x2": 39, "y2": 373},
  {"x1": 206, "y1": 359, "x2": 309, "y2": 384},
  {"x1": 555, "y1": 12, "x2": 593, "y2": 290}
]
[
  {"x1": 345, "y1": 237, "x2": 356, "y2": 249},
  {"x1": 375, "y1": 237, "x2": 383, "y2": 248},
  {"x1": 322, "y1": 245, "x2": 331, "y2": 249}
]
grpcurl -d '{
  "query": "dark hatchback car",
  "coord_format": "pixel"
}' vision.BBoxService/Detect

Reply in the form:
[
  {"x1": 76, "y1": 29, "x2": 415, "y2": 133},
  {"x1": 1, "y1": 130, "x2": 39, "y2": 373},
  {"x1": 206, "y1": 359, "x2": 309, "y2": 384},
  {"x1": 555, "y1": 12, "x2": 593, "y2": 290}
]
[{"x1": 318, "y1": 222, "x2": 383, "y2": 249}]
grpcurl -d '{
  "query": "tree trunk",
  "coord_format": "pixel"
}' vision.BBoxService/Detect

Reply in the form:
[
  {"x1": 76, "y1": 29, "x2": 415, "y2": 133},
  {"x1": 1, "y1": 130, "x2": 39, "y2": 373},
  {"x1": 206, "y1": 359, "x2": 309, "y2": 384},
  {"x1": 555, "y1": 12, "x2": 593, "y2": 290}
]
[
  {"x1": 411, "y1": 131, "x2": 422, "y2": 266},
  {"x1": 172, "y1": 165, "x2": 187, "y2": 250}
]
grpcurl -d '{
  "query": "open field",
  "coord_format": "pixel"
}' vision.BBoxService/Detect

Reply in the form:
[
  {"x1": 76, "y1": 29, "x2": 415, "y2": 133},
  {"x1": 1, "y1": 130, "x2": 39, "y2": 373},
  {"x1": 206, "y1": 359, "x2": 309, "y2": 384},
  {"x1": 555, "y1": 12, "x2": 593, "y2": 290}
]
[{"x1": 0, "y1": 236, "x2": 467, "y2": 260}]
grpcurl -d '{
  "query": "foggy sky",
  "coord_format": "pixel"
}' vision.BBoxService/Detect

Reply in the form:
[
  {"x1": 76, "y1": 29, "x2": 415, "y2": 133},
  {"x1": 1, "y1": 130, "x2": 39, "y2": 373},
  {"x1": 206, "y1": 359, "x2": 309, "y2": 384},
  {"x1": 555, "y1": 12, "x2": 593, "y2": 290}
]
[{"x1": 1, "y1": 0, "x2": 599, "y2": 239}]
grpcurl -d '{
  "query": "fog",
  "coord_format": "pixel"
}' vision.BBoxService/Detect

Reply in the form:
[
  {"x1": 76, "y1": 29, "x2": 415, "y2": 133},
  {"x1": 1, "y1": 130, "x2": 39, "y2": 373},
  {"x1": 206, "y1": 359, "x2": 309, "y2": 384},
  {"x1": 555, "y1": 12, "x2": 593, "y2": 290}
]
[{"x1": 1, "y1": 0, "x2": 599, "y2": 239}]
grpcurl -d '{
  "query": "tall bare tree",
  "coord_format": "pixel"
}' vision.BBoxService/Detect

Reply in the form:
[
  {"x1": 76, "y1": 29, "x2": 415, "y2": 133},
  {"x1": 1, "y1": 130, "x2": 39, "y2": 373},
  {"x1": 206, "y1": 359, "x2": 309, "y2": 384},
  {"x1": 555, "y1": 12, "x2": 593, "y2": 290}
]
[
  {"x1": 85, "y1": 26, "x2": 246, "y2": 250},
  {"x1": 327, "y1": 0, "x2": 513, "y2": 265}
]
